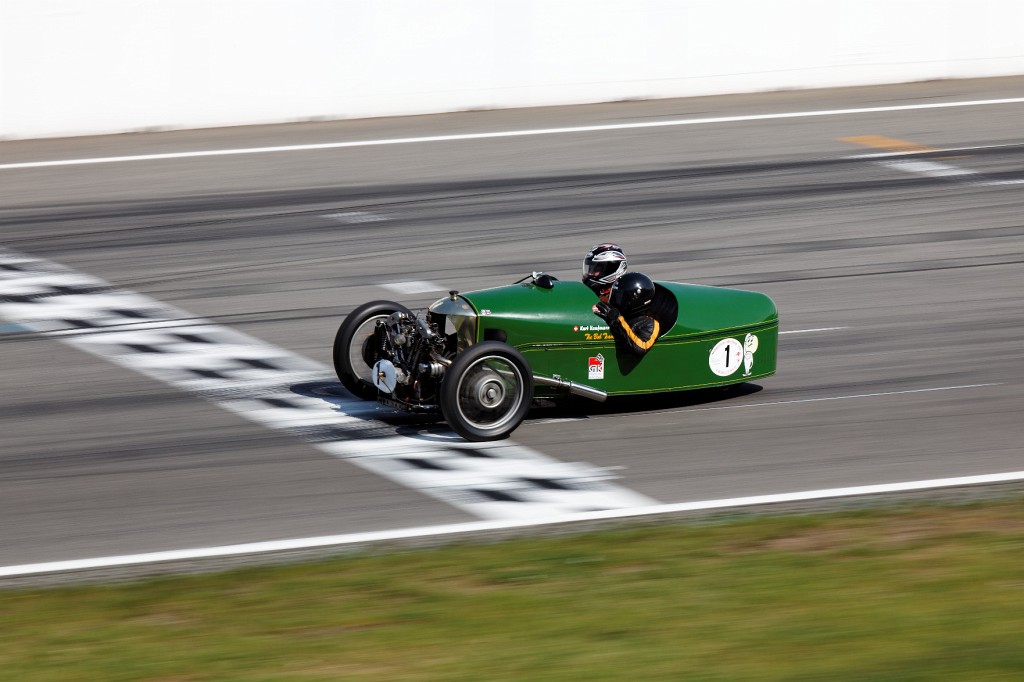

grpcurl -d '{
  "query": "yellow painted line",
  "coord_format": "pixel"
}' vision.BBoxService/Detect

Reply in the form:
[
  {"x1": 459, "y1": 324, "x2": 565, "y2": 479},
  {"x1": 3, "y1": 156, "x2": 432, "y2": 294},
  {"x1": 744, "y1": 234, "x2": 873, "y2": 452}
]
[{"x1": 839, "y1": 135, "x2": 940, "y2": 154}]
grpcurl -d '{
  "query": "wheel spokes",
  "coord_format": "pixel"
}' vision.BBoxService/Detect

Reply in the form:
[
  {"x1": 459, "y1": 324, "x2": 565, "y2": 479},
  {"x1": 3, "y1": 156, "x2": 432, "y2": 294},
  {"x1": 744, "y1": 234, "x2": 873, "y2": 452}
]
[{"x1": 456, "y1": 356, "x2": 524, "y2": 429}]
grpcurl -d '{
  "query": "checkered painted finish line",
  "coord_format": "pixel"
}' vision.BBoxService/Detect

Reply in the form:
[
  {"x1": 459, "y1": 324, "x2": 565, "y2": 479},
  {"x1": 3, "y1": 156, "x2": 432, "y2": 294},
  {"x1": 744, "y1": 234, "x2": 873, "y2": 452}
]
[{"x1": 0, "y1": 249, "x2": 656, "y2": 519}]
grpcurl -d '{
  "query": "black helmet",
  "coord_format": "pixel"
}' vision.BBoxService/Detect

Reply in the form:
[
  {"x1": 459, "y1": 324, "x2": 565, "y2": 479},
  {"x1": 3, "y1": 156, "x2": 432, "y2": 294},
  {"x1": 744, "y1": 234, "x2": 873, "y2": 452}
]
[
  {"x1": 609, "y1": 272, "x2": 655, "y2": 317},
  {"x1": 582, "y1": 243, "x2": 627, "y2": 292}
]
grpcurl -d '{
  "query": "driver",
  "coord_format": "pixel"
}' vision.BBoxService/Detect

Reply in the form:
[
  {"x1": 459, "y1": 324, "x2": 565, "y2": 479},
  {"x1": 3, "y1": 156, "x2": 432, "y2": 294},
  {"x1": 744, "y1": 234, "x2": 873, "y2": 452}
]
[
  {"x1": 592, "y1": 272, "x2": 660, "y2": 356},
  {"x1": 582, "y1": 243, "x2": 627, "y2": 302}
]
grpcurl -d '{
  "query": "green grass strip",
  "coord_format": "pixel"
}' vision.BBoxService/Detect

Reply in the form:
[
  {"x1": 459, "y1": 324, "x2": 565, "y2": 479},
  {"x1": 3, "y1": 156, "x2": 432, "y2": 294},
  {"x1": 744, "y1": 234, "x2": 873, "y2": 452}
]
[{"x1": 2, "y1": 499, "x2": 1023, "y2": 681}]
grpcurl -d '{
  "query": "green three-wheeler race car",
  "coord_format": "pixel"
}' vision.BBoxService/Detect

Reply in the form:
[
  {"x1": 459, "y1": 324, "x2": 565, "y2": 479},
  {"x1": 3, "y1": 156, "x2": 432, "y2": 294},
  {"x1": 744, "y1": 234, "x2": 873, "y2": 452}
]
[{"x1": 333, "y1": 273, "x2": 778, "y2": 441}]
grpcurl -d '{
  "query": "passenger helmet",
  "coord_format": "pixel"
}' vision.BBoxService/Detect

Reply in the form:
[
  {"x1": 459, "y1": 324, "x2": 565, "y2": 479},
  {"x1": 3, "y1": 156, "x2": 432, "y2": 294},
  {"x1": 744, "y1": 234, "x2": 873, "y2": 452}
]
[
  {"x1": 582, "y1": 243, "x2": 627, "y2": 292},
  {"x1": 609, "y1": 272, "x2": 656, "y2": 317}
]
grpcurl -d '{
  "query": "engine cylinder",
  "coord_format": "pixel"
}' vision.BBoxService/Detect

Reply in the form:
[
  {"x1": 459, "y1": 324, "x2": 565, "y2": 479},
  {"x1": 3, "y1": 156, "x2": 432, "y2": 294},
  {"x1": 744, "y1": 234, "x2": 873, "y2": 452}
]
[{"x1": 417, "y1": 362, "x2": 446, "y2": 378}]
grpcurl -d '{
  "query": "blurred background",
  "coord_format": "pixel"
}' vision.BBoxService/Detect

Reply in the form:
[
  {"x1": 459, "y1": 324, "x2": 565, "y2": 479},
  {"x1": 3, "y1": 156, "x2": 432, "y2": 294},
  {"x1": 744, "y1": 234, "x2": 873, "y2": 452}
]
[{"x1": 3, "y1": 0, "x2": 1023, "y2": 139}]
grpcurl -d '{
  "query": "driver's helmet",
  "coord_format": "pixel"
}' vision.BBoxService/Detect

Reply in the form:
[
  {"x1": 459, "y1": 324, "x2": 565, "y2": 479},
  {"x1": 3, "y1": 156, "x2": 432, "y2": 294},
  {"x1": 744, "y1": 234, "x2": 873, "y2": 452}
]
[
  {"x1": 582, "y1": 243, "x2": 627, "y2": 293},
  {"x1": 609, "y1": 272, "x2": 656, "y2": 318}
]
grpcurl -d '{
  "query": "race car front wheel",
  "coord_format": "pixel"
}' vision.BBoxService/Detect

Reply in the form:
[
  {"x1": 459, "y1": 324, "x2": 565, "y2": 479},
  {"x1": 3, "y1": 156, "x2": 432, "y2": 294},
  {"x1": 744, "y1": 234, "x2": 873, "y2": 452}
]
[
  {"x1": 440, "y1": 341, "x2": 533, "y2": 441},
  {"x1": 333, "y1": 300, "x2": 410, "y2": 400}
]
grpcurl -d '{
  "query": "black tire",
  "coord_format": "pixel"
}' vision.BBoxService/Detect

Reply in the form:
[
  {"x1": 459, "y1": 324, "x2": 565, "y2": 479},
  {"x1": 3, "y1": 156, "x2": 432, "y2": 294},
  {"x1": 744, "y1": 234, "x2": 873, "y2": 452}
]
[
  {"x1": 333, "y1": 300, "x2": 410, "y2": 400},
  {"x1": 440, "y1": 341, "x2": 533, "y2": 441}
]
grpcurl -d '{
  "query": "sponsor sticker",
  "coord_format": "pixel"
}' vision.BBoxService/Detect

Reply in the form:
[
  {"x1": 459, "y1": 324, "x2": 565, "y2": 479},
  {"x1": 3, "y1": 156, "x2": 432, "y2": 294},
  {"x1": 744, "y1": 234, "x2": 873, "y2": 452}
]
[
  {"x1": 588, "y1": 353, "x2": 605, "y2": 380},
  {"x1": 575, "y1": 323, "x2": 613, "y2": 341}
]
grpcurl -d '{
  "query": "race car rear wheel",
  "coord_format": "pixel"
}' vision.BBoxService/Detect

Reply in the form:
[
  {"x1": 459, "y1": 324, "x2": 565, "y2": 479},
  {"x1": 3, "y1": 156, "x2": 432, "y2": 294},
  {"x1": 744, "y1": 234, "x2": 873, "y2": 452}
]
[
  {"x1": 440, "y1": 341, "x2": 533, "y2": 441},
  {"x1": 333, "y1": 300, "x2": 410, "y2": 400}
]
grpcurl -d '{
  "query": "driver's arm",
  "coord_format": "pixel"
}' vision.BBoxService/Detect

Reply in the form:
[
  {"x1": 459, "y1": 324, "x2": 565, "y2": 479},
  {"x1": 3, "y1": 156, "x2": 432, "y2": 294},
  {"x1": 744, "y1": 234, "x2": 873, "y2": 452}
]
[{"x1": 608, "y1": 314, "x2": 659, "y2": 356}]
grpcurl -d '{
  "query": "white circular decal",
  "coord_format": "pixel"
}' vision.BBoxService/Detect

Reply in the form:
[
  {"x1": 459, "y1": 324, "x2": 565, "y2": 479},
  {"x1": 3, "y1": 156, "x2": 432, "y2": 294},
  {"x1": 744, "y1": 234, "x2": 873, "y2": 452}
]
[{"x1": 709, "y1": 338, "x2": 744, "y2": 376}]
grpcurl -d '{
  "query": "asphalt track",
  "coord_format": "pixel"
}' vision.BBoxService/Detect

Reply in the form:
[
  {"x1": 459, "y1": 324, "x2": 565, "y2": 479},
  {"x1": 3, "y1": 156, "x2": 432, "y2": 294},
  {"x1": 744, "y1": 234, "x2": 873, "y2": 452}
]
[{"x1": 1, "y1": 77, "x2": 1022, "y2": 577}]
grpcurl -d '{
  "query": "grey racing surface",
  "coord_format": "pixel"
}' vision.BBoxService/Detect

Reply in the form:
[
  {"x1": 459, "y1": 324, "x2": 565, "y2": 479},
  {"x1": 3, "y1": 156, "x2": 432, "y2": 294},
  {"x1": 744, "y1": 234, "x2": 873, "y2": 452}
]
[{"x1": 2, "y1": 77, "x2": 1022, "y2": 569}]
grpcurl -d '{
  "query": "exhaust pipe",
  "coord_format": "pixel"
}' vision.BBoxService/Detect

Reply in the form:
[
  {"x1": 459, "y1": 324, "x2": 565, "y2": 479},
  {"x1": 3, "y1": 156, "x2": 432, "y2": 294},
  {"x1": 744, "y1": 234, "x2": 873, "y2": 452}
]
[{"x1": 533, "y1": 374, "x2": 607, "y2": 402}]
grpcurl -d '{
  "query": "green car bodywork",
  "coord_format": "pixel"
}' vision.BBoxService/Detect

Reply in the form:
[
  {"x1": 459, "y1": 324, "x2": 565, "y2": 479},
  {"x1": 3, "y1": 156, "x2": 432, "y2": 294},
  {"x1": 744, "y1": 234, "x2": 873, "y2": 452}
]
[{"x1": 429, "y1": 280, "x2": 777, "y2": 397}]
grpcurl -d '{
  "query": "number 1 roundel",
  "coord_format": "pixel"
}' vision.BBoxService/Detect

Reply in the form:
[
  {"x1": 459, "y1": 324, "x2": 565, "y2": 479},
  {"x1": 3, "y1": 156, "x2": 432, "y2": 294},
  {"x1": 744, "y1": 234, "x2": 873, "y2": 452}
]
[{"x1": 709, "y1": 338, "x2": 744, "y2": 376}]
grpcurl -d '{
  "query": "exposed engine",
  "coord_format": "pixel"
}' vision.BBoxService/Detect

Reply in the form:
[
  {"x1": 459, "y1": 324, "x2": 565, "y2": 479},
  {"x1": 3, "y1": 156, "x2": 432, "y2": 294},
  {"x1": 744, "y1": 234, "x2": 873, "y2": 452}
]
[{"x1": 369, "y1": 311, "x2": 455, "y2": 412}]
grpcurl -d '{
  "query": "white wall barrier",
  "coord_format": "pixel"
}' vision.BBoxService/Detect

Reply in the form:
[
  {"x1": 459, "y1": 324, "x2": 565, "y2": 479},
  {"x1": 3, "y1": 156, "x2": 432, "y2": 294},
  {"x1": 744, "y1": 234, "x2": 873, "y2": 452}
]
[{"x1": 2, "y1": 0, "x2": 1023, "y2": 139}]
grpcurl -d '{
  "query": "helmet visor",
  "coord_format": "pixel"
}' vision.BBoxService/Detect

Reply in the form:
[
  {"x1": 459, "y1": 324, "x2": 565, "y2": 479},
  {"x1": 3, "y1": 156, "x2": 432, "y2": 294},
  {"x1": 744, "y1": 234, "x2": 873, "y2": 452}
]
[
  {"x1": 583, "y1": 253, "x2": 625, "y2": 284},
  {"x1": 583, "y1": 256, "x2": 607, "y2": 280}
]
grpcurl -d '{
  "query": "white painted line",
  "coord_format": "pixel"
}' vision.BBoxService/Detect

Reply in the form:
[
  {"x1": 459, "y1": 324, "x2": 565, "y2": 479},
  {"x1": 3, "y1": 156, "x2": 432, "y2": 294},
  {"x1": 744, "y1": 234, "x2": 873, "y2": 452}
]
[
  {"x1": 983, "y1": 178, "x2": 1024, "y2": 185},
  {"x1": 882, "y1": 159, "x2": 976, "y2": 179},
  {"x1": 0, "y1": 249, "x2": 656, "y2": 520},
  {"x1": 4, "y1": 97, "x2": 1024, "y2": 170},
  {"x1": 323, "y1": 211, "x2": 389, "y2": 224},
  {"x1": 876, "y1": 159, "x2": 1024, "y2": 186},
  {"x1": 779, "y1": 327, "x2": 847, "y2": 334},
  {"x1": 379, "y1": 280, "x2": 445, "y2": 295},
  {"x1": 847, "y1": 150, "x2": 1024, "y2": 187},
  {"x1": 4, "y1": 467, "x2": 1023, "y2": 578}
]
